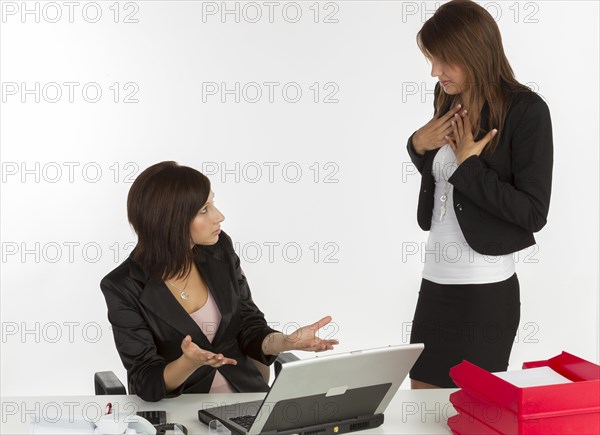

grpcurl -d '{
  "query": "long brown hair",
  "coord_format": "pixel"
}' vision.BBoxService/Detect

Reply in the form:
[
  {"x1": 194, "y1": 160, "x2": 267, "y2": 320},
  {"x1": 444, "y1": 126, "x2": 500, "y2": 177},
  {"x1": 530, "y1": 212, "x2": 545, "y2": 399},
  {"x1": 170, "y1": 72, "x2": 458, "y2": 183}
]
[
  {"x1": 417, "y1": 0, "x2": 530, "y2": 153},
  {"x1": 127, "y1": 161, "x2": 211, "y2": 280}
]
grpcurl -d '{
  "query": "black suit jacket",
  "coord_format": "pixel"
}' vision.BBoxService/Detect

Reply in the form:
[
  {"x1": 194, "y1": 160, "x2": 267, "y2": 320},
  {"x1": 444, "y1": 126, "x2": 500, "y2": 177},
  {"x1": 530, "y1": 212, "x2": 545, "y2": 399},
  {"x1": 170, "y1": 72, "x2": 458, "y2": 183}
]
[
  {"x1": 100, "y1": 231, "x2": 277, "y2": 402},
  {"x1": 407, "y1": 85, "x2": 553, "y2": 255}
]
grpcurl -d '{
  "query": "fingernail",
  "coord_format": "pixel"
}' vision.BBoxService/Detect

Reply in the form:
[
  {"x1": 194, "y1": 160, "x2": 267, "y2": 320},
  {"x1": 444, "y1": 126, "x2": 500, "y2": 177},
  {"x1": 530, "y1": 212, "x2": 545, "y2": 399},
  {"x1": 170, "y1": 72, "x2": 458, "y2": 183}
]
[
  {"x1": 456, "y1": 104, "x2": 461, "y2": 108},
  {"x1": 492, "y1": 129, "x2": 498, "y2": 135},
  {"x1": 451, "y1": 120, "x2": 455, "y2": 126}
]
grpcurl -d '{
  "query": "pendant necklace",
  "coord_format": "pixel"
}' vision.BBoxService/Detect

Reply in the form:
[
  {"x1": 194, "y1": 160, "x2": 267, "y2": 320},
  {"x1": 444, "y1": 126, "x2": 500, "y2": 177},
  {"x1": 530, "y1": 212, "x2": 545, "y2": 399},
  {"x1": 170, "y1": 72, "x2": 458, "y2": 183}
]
[
  {"x1": 167, "y1": 275, "x2": 191, "y2": 300},
  {"x1": 439, "y1": 144, "x2": 450, "y2": 222}
]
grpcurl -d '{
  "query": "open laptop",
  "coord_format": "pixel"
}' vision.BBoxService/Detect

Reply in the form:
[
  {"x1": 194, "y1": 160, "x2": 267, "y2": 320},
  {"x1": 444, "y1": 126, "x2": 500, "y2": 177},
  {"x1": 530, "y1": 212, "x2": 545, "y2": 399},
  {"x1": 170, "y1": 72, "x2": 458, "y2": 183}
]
[{"x1": 198, "y1": 343, "x2": 424, "y2": 435}]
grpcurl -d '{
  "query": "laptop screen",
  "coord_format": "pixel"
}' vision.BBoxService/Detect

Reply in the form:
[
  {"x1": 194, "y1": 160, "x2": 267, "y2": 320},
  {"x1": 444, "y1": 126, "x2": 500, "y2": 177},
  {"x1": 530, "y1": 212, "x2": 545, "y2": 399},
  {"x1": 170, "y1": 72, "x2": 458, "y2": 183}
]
[
  {"x1": 260, "y1": 383, "x2": 392, "y2": 432},
  {"x1": 246, "y1": 343, "x2": 424, "y2": 434}
]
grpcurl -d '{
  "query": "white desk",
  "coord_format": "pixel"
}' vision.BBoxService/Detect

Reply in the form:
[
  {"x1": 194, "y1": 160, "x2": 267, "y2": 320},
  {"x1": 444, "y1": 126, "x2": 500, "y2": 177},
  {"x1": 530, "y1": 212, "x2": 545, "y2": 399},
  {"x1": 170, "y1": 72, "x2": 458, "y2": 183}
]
[{"x1": 1, "y1": 389, "x2": 458, "y2": 434}]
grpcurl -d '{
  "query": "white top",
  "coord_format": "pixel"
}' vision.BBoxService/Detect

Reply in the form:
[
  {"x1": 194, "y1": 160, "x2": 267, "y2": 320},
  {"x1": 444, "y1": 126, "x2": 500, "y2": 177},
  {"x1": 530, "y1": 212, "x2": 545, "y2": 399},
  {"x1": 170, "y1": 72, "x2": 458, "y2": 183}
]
[{"x1": 422, "y1": 144, "x2": 515, "y2": 284}]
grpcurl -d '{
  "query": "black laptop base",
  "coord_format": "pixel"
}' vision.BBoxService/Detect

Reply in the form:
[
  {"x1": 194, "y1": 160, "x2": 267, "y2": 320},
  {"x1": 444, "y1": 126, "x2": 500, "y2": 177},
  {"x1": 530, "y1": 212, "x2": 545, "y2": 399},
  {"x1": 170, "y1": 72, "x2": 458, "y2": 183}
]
[
  {"x1": 198, "y1": 383, "x2": 391, "y2": 434},
  {"x1": 199, "y1": 409, "x2": 384, "y2": 435}
]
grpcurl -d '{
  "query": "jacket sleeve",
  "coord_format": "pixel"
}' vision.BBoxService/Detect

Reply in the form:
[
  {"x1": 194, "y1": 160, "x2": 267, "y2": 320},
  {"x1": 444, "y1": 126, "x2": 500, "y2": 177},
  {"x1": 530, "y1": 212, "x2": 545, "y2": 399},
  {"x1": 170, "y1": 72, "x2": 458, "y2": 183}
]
[
  {"x1": 407, "y1": 133, "x2": 427, "y2": 173},
  {"x1": 449, "y1": 94, "x2": 553, "y2": 233},
  {"x1": 100, "y1": 277, "x2": 169, "y2": 402},
  {"x1": 406, "y1": 82, "x2": 441, "y2": 173},
  {"x1": 233, "y1": 253, "x2": 279, "y2": 365}
]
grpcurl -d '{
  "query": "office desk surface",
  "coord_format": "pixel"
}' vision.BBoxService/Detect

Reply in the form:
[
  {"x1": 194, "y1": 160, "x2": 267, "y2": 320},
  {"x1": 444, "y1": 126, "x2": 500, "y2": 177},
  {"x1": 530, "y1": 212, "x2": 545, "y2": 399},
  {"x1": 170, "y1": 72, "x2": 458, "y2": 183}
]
[{"x1": 1, "y1": 389, "x2": 458, "y2": 434}]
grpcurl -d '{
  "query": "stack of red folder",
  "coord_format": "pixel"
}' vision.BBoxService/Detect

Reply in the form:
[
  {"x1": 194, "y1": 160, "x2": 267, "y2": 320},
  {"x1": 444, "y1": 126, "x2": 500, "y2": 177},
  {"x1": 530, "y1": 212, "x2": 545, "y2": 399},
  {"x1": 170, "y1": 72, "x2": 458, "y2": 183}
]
[{"x1": 447, "y1": 352, "x2": 600, "y2": 434}]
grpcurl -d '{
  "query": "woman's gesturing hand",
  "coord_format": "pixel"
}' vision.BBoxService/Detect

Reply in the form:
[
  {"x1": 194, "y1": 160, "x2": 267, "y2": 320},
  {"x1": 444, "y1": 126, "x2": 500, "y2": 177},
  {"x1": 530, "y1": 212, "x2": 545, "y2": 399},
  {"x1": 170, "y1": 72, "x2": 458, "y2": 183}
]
[
  {"x1": 283, "y1": 315, "x2": 339, "y2": 352},
  {"x1": 180, "y1": 335, "x2": 237, "y2": 368},
  {"x1": 412, "y1": 104, "x2": 463, "y2": 155},
  {"x1": 262, "y1": 315, "x2": 339, "y2": 356},
  {"x1": 446, "y1": 109, "x2": 497, "y2": 165}
]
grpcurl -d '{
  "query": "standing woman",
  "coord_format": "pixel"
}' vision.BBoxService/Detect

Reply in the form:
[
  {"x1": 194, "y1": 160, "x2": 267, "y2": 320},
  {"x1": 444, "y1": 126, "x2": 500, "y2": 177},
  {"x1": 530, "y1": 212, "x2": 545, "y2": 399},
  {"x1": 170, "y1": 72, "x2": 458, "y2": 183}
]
[{"x1": 407, "y1": 0, "x2": 553, "y2": 388}]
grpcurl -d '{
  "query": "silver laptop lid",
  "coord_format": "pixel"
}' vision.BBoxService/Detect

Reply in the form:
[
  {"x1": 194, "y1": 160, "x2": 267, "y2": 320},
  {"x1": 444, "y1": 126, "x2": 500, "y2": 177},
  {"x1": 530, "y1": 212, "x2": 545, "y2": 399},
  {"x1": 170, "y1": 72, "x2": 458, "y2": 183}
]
[{"x1": 248, "y1": 343, "x2": 424, "y2": 434}]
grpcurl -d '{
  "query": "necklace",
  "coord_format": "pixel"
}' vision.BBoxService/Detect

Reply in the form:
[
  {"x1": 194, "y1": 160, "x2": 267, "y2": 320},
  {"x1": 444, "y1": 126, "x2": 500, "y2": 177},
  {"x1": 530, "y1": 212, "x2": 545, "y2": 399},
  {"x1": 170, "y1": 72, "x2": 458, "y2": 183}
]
[
  {"x1": 439, "y1": 145, "x2": 448, "y2": 221},
  {"x1": 438, "y1": 144, "x2": 452, "y2": 222},
  {"x1": 166, "y1": 275, "x2": 191, "y2": 300}
]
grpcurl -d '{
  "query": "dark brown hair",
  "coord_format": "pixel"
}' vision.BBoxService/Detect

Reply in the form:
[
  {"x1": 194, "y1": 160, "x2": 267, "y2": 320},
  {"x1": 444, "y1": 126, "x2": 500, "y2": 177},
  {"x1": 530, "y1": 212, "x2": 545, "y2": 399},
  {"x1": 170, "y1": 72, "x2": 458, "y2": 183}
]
[
  {"x1": 417, "y1": 0, "x2": 530, "y2": 153},
  {"x1": 127, "y1": 161, "x2": 211, "y2": 280}
]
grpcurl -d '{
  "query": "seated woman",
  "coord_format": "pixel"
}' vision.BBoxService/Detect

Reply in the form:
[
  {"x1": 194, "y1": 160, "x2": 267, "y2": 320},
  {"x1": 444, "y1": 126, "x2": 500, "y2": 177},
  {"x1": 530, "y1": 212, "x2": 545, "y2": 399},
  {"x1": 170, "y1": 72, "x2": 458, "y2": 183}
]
[{"x1": 100, "y1": 161, "x2": 338, "y2": 402}]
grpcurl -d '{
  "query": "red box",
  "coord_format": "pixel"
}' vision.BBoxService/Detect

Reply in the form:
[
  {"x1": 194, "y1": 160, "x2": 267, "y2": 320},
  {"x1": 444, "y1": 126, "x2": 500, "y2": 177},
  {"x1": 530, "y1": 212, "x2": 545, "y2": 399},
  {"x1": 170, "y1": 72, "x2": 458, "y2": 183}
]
[
  {"x1": 448, "y1": 411, "x2": 500, "y2": 435},
  {"x1": 447, "y1": 352, "x2": 600, "y2": 435}
]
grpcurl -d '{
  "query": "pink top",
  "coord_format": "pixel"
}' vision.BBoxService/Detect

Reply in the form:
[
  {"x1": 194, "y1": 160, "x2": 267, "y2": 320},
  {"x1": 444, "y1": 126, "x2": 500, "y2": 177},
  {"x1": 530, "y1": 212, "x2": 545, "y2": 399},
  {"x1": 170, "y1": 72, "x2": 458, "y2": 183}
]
[{"x1": 189, "y1": 290, "x2": 235, "y2": 393}]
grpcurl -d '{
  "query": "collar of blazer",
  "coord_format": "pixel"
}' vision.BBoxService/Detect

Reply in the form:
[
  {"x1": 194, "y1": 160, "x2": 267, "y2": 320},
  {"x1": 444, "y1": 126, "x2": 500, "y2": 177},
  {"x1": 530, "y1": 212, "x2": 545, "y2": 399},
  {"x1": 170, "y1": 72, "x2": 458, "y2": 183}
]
[{"x1": 127, "y1": 237, "x2": 235, "y2": 351}]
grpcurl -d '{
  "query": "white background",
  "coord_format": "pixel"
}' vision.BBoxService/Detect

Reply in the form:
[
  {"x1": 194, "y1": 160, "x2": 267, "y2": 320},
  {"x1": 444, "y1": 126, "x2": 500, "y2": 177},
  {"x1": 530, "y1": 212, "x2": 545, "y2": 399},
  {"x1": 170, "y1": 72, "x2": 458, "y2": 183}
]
[{"x1": 1, "y1": 1, "x2": 598, "y2": 396}]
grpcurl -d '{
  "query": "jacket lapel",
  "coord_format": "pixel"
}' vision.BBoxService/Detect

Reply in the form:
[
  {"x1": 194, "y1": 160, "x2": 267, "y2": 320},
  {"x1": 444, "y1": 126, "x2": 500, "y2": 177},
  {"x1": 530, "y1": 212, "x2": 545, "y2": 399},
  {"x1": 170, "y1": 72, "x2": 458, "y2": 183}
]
[
  {"x1": 134, "y1": 262, "x2": 214, "y2": 351},
  {"x1": 196, "y1": 252, "x2": 233, "y2": 346}
]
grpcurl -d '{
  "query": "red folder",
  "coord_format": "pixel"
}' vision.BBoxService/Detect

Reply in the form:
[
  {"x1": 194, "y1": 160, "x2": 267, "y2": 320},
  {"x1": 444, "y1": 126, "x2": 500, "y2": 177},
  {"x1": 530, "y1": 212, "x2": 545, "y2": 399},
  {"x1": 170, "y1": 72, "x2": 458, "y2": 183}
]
[{"x1": 447, "y1": 352, "x2": 600, "y2": 435}]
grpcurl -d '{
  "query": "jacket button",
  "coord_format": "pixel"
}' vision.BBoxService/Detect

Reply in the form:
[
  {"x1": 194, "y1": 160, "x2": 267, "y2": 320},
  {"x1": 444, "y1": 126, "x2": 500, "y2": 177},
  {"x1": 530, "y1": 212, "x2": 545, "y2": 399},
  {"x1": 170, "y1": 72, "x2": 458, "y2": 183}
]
[{"x1": 456, "y1": 203, "x2": 463, "y2": 211}]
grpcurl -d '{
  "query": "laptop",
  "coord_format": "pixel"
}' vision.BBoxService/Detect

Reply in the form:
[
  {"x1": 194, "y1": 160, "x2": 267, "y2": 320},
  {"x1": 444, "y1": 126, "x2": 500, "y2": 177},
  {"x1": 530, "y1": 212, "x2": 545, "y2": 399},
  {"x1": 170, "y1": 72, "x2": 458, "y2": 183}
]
[{"x1": 198, "y1": 343, "x2": 424, "y2": 435}]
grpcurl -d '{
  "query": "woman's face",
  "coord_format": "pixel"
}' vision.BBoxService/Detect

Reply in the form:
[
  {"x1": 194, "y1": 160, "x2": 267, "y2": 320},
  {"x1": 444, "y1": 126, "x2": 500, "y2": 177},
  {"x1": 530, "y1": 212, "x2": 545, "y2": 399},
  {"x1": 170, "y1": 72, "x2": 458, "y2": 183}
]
[
  {"x1": 189, "y1": 190, "x2": 225, "y2": 246},
  {"x1": 430, "y1": 55, "x2": 467, "y2": 95}
]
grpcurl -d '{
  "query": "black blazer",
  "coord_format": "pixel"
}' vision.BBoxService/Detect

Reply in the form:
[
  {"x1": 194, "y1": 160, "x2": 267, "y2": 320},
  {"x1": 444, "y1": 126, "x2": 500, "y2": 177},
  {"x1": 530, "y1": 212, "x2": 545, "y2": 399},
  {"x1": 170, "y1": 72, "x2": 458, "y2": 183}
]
[
  {"x1": 100, "y1": 231, "x2": 277, "y2": 402},
  {"x1": 407, "y1": 85, "x2": 553, "y2": 255}
]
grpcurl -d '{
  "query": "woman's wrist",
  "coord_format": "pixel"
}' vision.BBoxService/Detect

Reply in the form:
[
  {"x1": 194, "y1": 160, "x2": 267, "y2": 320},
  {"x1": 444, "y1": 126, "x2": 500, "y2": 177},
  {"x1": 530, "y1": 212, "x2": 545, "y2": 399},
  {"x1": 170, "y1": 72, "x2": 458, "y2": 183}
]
[
  {"x1": 262, "y1": 332, "x2": 290, "y2": 355},
  {"x1": 164, "y1": 354, "x2": 201, "y2": 393},
  {"x1": 457, "y1": 152, "x2": 477, "y2": 166},
  {"x1": 411, "y1": 133, "x2": 425, "y2": 156}
]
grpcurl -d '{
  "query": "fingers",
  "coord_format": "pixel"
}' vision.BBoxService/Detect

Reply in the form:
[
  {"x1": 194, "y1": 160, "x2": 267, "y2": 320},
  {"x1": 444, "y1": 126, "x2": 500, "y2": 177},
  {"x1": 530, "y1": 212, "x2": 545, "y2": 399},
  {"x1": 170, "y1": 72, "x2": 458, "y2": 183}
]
[
  {"x1": 295, "y1": 336, "x2": 339, "y2": 352},
  {"x1": 436, "y1": 104, "x2": 462, "y2": 138},
  {"x1": 307, "y1": 341, "x2": 338, "y2": 352},
  {"x1": 181, "y1": 336, "x2": 238, "y2": 367},
  {"x1": 283, "y1": 316, "x2": 332, "y2": 346},
  {"x1": 220, "y1": 356, "x2": 238, "y2": 365},
  {"x1": 309, "y1": 315, "x2": 333, "y2": 331},
  {"x1": 203, "y1": 354, "x2": 220, "y2": 366},
  {"x1": 451, "y1": 117, "x2": 458, "y2": 141},
  {"x1": 453, "y1": 113, "x2": 464, "y2": 137},
  {"x1": 204, "y1": 354, "x2": 238, "y2": 368},
  {"x1": 477, "y1": 128, "x2": 498, "y2": 148},
  {"x1": 461, "y1": 109, "x2": 471, "y2": 129},
  {"x1": 319, "y1": 339, "x2": 339, "y2": 350},
  {"x1": 440, "y1": 104, "x2": 462, "y2": 122},
  {"x1": 445, "y1": 135, "x2": 457, "y2": 152},
  {"x1": 181, "y1": 335, "x2": 194, "y2": 350},
  {"x1": 297, "y1": 342, "x2": 332, "y2": 352},
  {"x1": 427, "y1": 105, "x2": 460, "y2": 147},
  {"x1": 418, "y1": 105, "x2": 461, "y2": 152},
  {"x1": 441, "y1": 123, "x2": 454, "y2": 137}
]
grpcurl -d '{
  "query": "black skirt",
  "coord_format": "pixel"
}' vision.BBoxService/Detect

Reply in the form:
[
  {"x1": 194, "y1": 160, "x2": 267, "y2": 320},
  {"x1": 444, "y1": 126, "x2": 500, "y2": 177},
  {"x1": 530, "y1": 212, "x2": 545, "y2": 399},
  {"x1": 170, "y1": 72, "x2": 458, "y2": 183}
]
[{"x1": 409, "y1": 273, "x2": 520, "y2": 388}]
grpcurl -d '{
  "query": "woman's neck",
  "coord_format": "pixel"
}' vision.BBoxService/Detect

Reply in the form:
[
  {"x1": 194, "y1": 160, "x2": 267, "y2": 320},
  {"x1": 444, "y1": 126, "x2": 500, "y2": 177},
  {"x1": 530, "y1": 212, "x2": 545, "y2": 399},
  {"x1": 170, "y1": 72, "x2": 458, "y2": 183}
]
[
  {"x1": 169, "y1": 262, "x2": 199, "y2": 286},
  {"x1": 455, "y1": 92, "x2": 483, "y2": 115}
]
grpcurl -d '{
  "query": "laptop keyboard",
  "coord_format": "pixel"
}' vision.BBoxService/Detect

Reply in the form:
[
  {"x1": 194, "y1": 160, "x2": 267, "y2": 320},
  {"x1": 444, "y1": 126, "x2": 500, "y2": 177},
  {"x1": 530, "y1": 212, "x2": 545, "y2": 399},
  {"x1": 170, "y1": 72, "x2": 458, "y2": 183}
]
[{"x1": 230, "y1": 414, "x2": 257, "y2": 430}]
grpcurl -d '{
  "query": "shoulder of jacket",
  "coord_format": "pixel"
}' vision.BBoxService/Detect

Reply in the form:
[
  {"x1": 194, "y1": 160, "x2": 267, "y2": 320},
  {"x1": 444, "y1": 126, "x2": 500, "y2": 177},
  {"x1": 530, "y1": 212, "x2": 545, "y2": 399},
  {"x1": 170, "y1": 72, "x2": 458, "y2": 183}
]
[
  {"x1": 506, "y1": 88, "x2": 550, "y2": 126},
  {"x1": 100, "y1": 257, "x2": 140, "y2": 295},
  {"x1": 509, "y1": 88, "x2": 548, "y2": 110}
]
